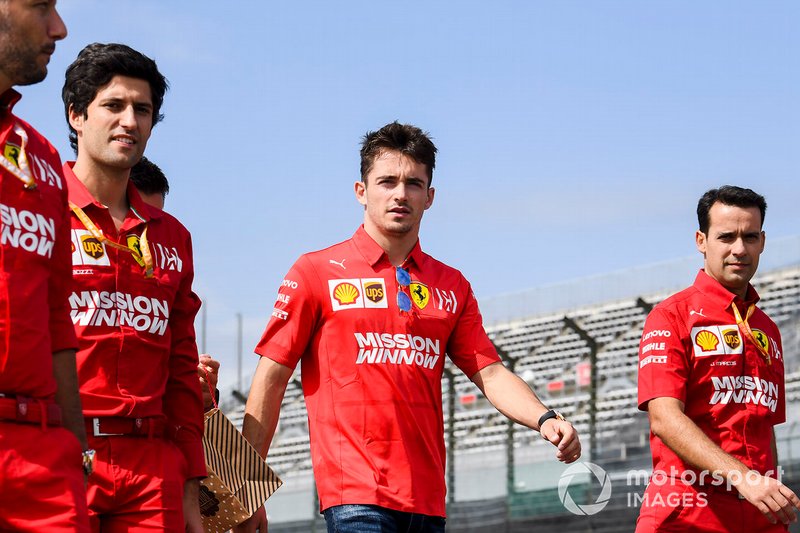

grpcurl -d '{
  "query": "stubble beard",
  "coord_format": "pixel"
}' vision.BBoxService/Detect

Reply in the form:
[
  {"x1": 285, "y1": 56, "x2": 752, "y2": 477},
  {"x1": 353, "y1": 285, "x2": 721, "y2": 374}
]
[{"x1": 0, "y1": 30, "x2": 48, "y2": 87}]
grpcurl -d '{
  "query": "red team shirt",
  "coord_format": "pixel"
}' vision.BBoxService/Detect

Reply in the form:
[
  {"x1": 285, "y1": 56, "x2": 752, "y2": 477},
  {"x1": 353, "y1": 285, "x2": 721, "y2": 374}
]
[
  {"x1": 638, "y1": 269, "x2": 785, "y2": 480},
  {"x1": 64, "y1": 163, "x2": 205, "y2": 478},
  {"x1": 1, "y1": 90, "x2": 78, "y2": 398},
  {"x1": 256, "y1": 227, "x2": 500, "y2": 517}
]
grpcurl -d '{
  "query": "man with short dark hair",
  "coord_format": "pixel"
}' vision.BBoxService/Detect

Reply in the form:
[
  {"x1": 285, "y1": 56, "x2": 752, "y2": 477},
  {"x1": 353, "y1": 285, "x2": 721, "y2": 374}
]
[
  {"x1": 0, "y1": 1, "x2": 91, "y2": 530},
  {"x1": 62, "y1": 42, "x2": 205, "y2": 532},
  {"x1": 129, "y1": 156, "x2": 169, "y2": 209},
  {"x1": 637, "y1": 185, "x2": 800, "y2": 532},
  {"x1": 129, "y1": 156, "x2": 221, "y2": 411},
  {"x1": 237, "y1": 121, "x2": 581, "y2": 532}
]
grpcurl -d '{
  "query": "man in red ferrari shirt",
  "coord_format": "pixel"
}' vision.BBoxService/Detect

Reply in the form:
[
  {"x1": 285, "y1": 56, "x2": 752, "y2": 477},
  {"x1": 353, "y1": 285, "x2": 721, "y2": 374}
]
[
  {"x1": 236, "y1": 122, "x2": 581, "y2": 532},
  {"x1": 1, "y1": 2, "x2": 92, "y2": 531},
  {"x1": 61, "y1": 43, "x2": 204, "y2": 532},
  {"x1": 637, "y1": 186, "x2": 800, "y2": 532}
]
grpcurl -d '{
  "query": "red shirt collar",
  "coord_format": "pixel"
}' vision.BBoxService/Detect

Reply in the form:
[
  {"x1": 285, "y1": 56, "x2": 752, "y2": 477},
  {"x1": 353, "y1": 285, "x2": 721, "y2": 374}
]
[
  {"x1": 63, "y1": 161, "x2": 161, "y2": 222},
  {"x1": 0, "y1": 89, "x2": 22, "y2": 118},
  {"x1": 693, "y1": 268, "x2": 760, "y2": 309},
  {"x1": 351, "y1": 225, "x2": 425, "y2": 269}
]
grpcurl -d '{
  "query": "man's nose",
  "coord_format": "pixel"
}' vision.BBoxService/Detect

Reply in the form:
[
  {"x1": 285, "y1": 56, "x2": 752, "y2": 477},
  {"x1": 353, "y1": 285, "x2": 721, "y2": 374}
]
[
  {"x1": 118, "y1": 106, "x2": 137, "y2": 129},
  {"x1": 731, "y1": 237, "x2": 747, "y2": 255}
]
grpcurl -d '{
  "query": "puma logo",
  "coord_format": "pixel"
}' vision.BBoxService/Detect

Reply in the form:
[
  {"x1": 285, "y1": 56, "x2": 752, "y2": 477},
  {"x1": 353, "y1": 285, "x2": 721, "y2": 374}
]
[
  {"x1": 329, "y1": 259, "x2": 346, "y2": 269},
  {"x1": 689, "y1": 308, "x2": 707, "y2": 318}
]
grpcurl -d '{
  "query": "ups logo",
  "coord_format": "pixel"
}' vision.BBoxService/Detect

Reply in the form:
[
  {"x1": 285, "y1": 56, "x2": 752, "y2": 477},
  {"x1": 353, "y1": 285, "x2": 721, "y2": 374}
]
[
  {"x1": 722, "y1": 329, "x2": 741, "y2": 350},
  {"x1": 364, "y1": 282, "x2": 385, "y2": 304},
  {"x1": 81, "y1": 236, "x2": 104, "y2": 259}
]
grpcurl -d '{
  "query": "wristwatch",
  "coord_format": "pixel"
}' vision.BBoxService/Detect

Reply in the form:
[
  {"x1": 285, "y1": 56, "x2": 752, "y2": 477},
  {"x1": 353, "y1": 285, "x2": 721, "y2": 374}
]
[
  {"x1": 538, "y1": 409, "x2": 566, "y2": 432},
  {"x1": 82, "y1": 449, "x2": 96, "y2": 476}
]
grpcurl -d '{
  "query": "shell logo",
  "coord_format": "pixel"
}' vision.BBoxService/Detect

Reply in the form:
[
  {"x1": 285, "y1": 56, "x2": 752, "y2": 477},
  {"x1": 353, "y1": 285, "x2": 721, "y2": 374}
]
[
  {"x1": 695, "y1": 330, "x2": 720, "y2": 352},
  {"x1": 333, "y1": 282, "x2": 360, "y2": 305}
]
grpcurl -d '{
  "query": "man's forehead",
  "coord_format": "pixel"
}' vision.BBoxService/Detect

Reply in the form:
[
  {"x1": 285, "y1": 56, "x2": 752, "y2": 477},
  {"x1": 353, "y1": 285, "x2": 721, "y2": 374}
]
[
  {"x1": 708, "y1": 202, "x2": 762, "y2": 228},
  {"x1": 93, "y1": 75, "x2": 153, "y2": 102}
]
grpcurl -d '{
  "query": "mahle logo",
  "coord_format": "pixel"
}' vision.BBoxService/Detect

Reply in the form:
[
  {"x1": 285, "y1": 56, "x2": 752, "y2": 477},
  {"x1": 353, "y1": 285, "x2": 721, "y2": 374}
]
[{"x1": 558, "y1": 462, "x2": 612, "y2": 516}]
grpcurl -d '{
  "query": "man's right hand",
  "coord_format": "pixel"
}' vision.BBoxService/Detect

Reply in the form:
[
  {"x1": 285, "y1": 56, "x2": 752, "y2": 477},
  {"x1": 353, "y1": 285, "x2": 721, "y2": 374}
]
[
  {"x1": 734, "y1": 471, "x2": 800, "y2": 525},
  {"x1": 233, "y1": 506, "x2": 267, "y2": 532}
]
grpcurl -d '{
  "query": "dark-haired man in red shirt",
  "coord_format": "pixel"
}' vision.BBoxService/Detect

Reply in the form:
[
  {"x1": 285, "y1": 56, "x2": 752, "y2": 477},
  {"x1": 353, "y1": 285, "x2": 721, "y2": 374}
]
[
  {"x1": 637, "y1": 185, "x2": 800, "y2": 532},
  {"x1": 1, "y1": 1, "x2": 91, "y2": 531},
  {"x1": 237, "y1": 122, "x2": 581, "y2": 533}
]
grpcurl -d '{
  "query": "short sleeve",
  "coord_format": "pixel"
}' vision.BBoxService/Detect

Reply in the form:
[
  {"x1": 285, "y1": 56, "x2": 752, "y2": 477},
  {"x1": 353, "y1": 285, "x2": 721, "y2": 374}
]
[
  {"x1": 637, "y1": 307, "x2": 690, "y2": 411},
  {"x1": 254, "y1": 255, "x2": 321, "y2": 369},
  {"x1": 446, "y1": 282, "x2": 501, "y2": 378}
]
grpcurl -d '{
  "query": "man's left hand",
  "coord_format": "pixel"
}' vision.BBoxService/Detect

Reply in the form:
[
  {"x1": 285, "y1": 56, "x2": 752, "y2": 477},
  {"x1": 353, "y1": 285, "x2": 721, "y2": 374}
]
[
  {"x1": 541, "y1": 419, "x2": 581, "y2": 463},
  {"x1": 183, "y1": 479, "x2": 204, "y2": 532}
]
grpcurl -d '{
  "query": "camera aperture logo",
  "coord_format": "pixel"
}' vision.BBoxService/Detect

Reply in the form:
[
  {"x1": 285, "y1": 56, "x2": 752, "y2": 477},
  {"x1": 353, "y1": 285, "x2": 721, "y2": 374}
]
[{"x1": 558, "y1": 462, "x2": 612, "y2": 516}]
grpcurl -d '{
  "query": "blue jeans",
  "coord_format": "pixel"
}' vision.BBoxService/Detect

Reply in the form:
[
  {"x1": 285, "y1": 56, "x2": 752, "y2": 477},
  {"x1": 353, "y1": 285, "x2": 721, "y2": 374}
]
[{"x1": 324, "y1": 504, "x2": 446, "y2": 533}]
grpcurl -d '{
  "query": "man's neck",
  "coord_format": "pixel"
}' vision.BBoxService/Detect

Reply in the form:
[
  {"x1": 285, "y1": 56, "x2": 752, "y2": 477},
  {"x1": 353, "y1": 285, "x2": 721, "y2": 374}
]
[
  {"x1": 71, "y1": 158, "x2": 130, "y2": 221},
  {"x1": 363, "y1": 225, "x2": 419, "y2": 267}
]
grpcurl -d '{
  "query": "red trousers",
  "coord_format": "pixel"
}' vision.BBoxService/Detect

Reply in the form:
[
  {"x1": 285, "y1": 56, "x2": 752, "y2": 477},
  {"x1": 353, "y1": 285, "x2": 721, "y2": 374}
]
[
  {"x1": 636, "y1": 481, "x2": 789, "y2": 533},
  {"x1": 0, "y1": 422, "x2": 90, "y2": 532},
  {"x1": 86, "y1": 434, "x2": 186, "y2": 532}
]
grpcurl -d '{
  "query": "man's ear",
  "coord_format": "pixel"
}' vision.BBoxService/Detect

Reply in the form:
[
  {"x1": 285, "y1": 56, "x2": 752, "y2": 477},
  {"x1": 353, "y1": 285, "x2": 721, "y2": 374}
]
[
  {"x1": 695, "y1": 230, "x2": 707, "y2": 255},
  {"x1": 424, "y1": 186, "x2": 435, "y2": 210},
  {"x1": 354, "y1": 180, "x2": 367, "y2": 207},
  {"x1": 68, "y1": 104, "x2": 84, "y2": 134}
]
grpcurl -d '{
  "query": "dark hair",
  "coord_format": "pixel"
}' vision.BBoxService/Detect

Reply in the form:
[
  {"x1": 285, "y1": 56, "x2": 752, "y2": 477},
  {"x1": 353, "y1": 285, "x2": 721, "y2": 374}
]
[
  {"x1": 129, "y1": 156, "x2": 169, "y2": 198},
  {"x1": 697, "y1": 185, "x2": 767, "y2": 233},
  {"x1": 360, "y1": 121, "x2": 437, "y2": 185},
  {"x1": 62, "y1": 43, "x2": 168, "y2": 153}
]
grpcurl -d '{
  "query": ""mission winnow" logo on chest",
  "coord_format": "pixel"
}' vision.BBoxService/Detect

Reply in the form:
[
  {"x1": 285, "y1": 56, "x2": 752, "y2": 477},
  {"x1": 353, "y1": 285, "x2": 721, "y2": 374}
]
[{"x1": 354, "y1": 332, "x2": 441, "y2": 370}]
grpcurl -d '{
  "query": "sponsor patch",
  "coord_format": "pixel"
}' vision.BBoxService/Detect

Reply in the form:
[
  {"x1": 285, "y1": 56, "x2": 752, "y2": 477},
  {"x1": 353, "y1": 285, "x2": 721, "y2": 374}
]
[
  {"x1": 81, "y1": 235, "x2": 105, "y2": 260},
  {"x1": 272, "y1": 308, "x2": 289, "y2": 321},
  {"x1": 410, "y1": 282, "x2": 430, "y2": 310},
  {"x1": 328, "y1": 278, "x2": 388, "y2": 311},
  {"x1": 752, "y1": 329, "x2": 769, "y2": 352},
  {"x1": 691, "y1": 325, "x2": 744, "y2": 357},
  {"x1": 126, "y1": 234, "x2": 145, "y2": 267},
  {"x1": 71, "y1": 229, "x2": 110, "y2": 267},
  {"x1": 329, "y1": 279, "x2": 363, "y2": 311},
  {"x1": 432, "y1": 287, "x2": 458, "y2": 314},
  {"x1": 362, "y1": 278, "x2": 387, "y2": 308},
  {"x1": 640, "y1": 355, "x2": 668, "y2": 368},
  {"x1": 721, "y1": 328, "x2": 741, "y2": 350},
  {"x1": 4, "y1": 143, "x2": 20, "y2": 167}
]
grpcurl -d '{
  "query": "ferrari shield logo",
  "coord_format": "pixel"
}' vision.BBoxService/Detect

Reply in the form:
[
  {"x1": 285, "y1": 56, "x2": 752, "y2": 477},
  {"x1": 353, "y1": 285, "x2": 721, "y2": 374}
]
[
  {"x1": 4, "y1": 143, "x2": 21, "y2": 167},
  {"x1": 752, "y1": 329, "x2": 769, "y2": 352},
  {"x1": 126, "y1": 234, "x2": 145, "y2": 267},
  {"x1": 409, "y1": 282, "x2": 430, "y2": 310}
]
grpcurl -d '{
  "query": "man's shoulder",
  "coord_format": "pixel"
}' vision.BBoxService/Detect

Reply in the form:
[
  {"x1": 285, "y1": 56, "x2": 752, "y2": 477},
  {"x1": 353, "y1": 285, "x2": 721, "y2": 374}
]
[
  {"x1": 651, "y1": 285, "x2": 699, "y2": 317},
  {"x1": 295, "y1": 236, "x2": 358, "y2": 269},
  {"x1": 419, "y1": 251, "x2": 469, "y2": 285},
  {"x1": 146, "y1": 207, "x2": 193, "y2": 248}
]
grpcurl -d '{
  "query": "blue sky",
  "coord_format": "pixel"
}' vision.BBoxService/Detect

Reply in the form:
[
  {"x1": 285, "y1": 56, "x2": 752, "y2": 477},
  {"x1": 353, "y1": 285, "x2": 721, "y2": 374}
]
[{"x1": 17, "y1": 1, "x2": 800, "y2": 394}]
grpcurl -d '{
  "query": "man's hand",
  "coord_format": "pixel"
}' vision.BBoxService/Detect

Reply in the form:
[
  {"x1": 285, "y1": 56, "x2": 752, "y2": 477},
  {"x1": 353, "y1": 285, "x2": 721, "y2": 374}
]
[
  {"x1": 734, "y1": 471, "x2": 800, "y2": 525},
  {"x1": 183, "y1": 479, "x2": 204, "y2": 532},
  {"x1": 198, "y1": 354, "x2": 220, "y2": 410},
  {"x1": 233, "y1": 506, "x2": 267, "y2": 532},
  {"x1": 541, "y1": 418, "x2": 581, "y2": 463}
]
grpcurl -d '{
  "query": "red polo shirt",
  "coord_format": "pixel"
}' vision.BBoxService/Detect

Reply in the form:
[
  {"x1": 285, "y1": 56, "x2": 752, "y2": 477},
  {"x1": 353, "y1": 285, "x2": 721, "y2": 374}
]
[
  {"x1": 255, "y1": 226, "x2": 500, "y2": 516},
  {"x1": 638, "y1": 269, "x2": 785, "y2": 478},
  {"x1": 64, "y1": 163, "x2": 205, "y2": 478},
  {"x1": 1, "y1": 89, "x2": 77, "y2": 398}
]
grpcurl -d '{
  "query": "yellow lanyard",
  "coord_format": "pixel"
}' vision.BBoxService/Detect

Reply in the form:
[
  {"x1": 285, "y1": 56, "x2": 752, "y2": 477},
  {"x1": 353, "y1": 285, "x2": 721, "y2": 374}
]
[
  {"x1": 69, "y1": 202, "x2": 154, "y2": 278},
  {"x1": 731, "y1": 302, "x2": 771, "y2": 365},
  {"x1": 1, "y1": 124, "x2": 36, "y2": 190}
]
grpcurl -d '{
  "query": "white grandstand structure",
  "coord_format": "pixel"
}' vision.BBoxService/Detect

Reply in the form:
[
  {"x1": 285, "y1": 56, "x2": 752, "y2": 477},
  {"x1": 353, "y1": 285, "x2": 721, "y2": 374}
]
[{"x1": 225, "y1": 242, "x2": 800, "y2": 529}]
